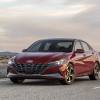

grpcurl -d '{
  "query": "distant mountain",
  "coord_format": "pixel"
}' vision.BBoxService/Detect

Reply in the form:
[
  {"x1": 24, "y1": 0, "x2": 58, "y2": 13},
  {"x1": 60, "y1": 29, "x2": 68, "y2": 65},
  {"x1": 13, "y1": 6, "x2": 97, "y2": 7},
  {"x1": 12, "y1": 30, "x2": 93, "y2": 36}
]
[{"x1": 0, "y1": 51, "x2": 18, "y2": 57}]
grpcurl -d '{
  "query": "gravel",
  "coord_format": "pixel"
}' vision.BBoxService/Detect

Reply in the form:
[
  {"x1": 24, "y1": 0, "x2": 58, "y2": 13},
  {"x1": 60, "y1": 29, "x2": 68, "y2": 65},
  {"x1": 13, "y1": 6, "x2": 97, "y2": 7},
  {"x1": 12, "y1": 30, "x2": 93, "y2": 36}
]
[{"x1": 0, "y1": 78, "x2": 100, "y2": 100}]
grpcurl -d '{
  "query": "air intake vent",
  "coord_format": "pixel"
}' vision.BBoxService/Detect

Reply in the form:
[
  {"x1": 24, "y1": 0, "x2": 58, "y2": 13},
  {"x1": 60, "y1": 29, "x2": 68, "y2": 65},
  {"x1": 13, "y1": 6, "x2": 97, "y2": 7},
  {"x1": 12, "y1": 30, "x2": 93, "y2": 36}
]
[{"x1": 15, "y1": 63, "x2": 48, "y2": 74}]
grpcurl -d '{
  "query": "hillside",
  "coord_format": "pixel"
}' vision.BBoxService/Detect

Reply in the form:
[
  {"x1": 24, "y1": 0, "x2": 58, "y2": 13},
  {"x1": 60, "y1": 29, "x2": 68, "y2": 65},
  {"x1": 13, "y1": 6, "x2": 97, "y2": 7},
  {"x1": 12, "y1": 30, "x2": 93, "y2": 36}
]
[
  {"x1": 0, "y1": 51, "x2": 18, "y2": 64},
  {"x1": 0, "y1": 51, "x2": 18, "y2": 57}
]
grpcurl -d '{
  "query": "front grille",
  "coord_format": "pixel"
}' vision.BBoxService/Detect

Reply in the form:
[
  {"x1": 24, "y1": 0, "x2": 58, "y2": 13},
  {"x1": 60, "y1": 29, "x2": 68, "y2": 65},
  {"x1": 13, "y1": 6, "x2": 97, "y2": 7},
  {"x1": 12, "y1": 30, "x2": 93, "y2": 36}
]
[{"x1": 15, "y1": 63, "x2": 48, "y2": 74}]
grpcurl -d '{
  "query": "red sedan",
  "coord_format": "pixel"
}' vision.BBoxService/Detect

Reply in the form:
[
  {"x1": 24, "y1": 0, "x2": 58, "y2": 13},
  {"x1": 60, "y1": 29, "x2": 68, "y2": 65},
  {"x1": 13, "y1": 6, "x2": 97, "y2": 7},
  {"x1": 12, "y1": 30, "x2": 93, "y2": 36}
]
[{"x1": 7, "y1": 38, "x2": 100, "y2": 85}]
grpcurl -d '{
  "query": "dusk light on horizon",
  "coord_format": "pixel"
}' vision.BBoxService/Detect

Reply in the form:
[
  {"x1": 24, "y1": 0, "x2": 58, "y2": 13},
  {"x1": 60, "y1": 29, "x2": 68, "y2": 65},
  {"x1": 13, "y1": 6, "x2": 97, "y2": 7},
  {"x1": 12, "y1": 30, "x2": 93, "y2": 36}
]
[{"x1": 0, "y1": 0, "x2": 100, "y2": 52}]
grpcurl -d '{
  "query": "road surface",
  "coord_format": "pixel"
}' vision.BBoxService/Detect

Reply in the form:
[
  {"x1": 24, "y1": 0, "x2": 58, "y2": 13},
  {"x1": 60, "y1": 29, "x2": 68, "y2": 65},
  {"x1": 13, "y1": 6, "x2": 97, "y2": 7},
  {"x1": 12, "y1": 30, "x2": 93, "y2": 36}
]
[{"x1": 0, "y1": 77, "x2": 100, "y2": 100}]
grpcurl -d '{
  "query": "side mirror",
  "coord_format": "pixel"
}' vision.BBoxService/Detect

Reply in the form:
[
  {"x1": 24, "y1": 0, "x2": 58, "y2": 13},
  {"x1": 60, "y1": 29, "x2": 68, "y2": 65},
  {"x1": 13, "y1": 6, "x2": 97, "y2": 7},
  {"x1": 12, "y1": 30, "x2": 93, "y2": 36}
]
[
  {"x1": 75, "y1": 49, "x2": 84, "y2": 53},
  {"x1": 22, "y1": 49, "x2": 27, "y2": 52}
]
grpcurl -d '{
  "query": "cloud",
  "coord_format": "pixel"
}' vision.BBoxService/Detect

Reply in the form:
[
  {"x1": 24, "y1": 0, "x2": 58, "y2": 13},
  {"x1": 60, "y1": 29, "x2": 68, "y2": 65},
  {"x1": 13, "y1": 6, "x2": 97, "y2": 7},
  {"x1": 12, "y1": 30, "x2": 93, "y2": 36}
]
[
  {"x1": 0, "y1": 0, "x2": 94, "y2": 18},
  {"x1": 47, "y1": 4, "x2": 93, "y2": 17},
  {"x1": 0, "y1": 0, "x2": 100, "y2": 51},
  {"x1": 0, "y1": 28, "x2": 5, "y2": 33},
  {"x1": 0, "y1": 0, "x2": 16, "y2": 3}
]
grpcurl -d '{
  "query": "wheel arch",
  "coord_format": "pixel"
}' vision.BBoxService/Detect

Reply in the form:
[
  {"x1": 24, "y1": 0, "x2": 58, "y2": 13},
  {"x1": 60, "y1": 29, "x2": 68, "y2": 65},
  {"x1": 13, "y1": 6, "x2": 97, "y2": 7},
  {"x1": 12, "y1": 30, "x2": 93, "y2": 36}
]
[
  {"x1": 95, "y1": 60, "x2": 100, "y2": 70},
  {"x1": 68, "y1": 62, "x2": 74, "y2": 66},
  {"x1": 68, "y1": 62, "x2": 77, "y2": 76}
]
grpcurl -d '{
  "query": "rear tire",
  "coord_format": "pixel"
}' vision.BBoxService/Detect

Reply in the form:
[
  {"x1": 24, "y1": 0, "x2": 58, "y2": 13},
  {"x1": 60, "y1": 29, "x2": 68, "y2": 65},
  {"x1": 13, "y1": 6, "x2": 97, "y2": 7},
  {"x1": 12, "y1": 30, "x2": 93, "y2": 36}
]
[
  {"x1": 60, "y1": 63, "x2": 75, "y2": 85},
  {"x1": 10, "y1": 78, "x2": 24, "y2": 84},
  {"x1": 89, "y1": 63, "x2": 100, "y2": 80}
]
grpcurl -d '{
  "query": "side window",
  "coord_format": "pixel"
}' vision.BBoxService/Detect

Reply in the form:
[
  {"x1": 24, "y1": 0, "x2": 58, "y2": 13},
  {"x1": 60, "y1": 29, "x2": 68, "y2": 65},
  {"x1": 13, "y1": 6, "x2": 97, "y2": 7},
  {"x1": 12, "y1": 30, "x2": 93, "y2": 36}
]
[
  {"x1": 81, "y1": 42, "x2": 90, "y2": 52},
  {"x1": 74, "y1": 41, "x2": 82, "y2": 51},
  {"x1": 43, "y1": 43, "x2": 51, "y2": 51}
]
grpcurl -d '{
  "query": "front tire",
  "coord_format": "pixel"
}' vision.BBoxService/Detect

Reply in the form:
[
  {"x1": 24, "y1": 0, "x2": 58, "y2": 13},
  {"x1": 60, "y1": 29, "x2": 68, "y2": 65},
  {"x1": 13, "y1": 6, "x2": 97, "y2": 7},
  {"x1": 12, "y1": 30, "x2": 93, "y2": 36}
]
[
  {"x1": 60, "y1": 63, "x2": 75, "y2": 85},
  {"x1": 10, "y1": 78, "x2": 24, "y2": 84},
  {"x1": 89, "y1": 63, "x2": 100, "y2": 80}
]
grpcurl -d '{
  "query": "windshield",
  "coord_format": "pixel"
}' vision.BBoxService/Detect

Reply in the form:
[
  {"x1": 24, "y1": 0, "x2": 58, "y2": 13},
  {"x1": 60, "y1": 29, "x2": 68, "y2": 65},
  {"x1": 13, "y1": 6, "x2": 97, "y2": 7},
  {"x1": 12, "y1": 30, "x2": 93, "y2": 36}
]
[{"x1": 26, "y1": 40, "x2": 74, "y2": 53}]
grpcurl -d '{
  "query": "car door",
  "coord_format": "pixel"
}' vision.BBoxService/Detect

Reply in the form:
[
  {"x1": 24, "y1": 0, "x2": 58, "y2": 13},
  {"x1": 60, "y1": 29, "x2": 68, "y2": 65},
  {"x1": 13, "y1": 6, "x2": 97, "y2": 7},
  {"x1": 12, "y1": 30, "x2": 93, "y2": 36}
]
[
  {"x1": 80, "y1": 41, "x2": 95, "y2": 72},
  {"x1": 73, "y1": 40, "x2": 87, "y2": 75}
]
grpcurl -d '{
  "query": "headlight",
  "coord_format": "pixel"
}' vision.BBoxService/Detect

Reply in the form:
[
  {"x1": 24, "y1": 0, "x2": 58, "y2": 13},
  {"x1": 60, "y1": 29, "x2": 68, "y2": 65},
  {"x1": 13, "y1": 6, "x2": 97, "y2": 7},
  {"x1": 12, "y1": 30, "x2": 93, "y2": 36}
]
[
  {"x1": 8, "y1": 56, "x2": 15, "y2": 65},
  {"x1": 48, "y1": 59, "x2": 66, "y2": 67}
]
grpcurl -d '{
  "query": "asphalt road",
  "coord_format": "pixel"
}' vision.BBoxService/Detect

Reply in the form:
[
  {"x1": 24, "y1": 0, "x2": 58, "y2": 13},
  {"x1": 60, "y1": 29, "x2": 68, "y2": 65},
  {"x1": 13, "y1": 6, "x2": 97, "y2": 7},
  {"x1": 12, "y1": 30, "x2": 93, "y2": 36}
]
[{"x1": 0, "y1": 76, "x2": 100, "y2": 100}]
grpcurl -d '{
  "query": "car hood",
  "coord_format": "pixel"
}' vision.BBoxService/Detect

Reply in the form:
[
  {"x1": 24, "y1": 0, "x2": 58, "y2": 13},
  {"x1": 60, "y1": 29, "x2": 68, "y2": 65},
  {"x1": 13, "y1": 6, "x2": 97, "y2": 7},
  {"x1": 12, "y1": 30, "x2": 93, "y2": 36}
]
[{"x1": 15, "y1": 52, "x2": 68, "y2": 64}]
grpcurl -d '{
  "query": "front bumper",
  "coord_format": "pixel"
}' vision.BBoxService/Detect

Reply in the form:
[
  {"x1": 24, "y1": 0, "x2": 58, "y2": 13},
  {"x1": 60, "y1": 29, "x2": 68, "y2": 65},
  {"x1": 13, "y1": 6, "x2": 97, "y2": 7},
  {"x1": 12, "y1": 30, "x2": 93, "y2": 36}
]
[
  {"x1": 7, "y1": 72, "x2": 64, "y2": 80},
  {"x1": 7, "y1": 63, "x2": 67, "y2": 80}
]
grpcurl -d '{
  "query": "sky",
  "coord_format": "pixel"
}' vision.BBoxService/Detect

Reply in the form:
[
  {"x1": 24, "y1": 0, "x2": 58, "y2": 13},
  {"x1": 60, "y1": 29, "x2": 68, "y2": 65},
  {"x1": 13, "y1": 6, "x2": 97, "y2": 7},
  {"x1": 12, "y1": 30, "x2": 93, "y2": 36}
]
[{"x1": 0, "y1": 0, "x2": 100, "y2": 52}]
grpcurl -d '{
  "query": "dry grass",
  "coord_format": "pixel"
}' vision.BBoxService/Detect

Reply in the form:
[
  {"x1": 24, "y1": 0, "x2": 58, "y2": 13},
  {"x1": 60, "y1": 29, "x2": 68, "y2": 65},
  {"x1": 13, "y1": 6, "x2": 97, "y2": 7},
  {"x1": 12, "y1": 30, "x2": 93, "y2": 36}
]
[
  {"x1": 0, "y1": 56, "x2": 8, "y2": 77},
  {"x1": 0, "y1": 56, "x2": 9, "y2": 64}
]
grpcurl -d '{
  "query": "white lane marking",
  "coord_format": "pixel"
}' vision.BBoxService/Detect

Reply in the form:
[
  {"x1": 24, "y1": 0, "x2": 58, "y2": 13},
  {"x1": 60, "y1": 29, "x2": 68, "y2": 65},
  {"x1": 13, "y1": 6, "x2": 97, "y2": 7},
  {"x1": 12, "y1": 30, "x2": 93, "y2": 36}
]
[{"x1": 93, "y1": 86, "x2": 100, "y2": 89}]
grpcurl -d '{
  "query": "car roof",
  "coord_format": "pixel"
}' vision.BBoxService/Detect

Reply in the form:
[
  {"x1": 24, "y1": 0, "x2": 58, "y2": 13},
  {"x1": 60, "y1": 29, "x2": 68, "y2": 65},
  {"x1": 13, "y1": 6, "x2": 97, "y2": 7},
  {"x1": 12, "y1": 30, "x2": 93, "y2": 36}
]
[{"x1": 38, "y1": 38, "x2": 78, "y2": 41}]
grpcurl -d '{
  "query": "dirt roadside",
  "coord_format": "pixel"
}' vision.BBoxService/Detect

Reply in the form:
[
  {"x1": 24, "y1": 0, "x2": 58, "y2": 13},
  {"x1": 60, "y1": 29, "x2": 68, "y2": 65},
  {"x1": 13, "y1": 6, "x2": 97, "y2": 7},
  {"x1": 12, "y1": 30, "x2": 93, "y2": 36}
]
[{"x1": 0, "y1": 64, "x2": 7, "y2": 78}]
